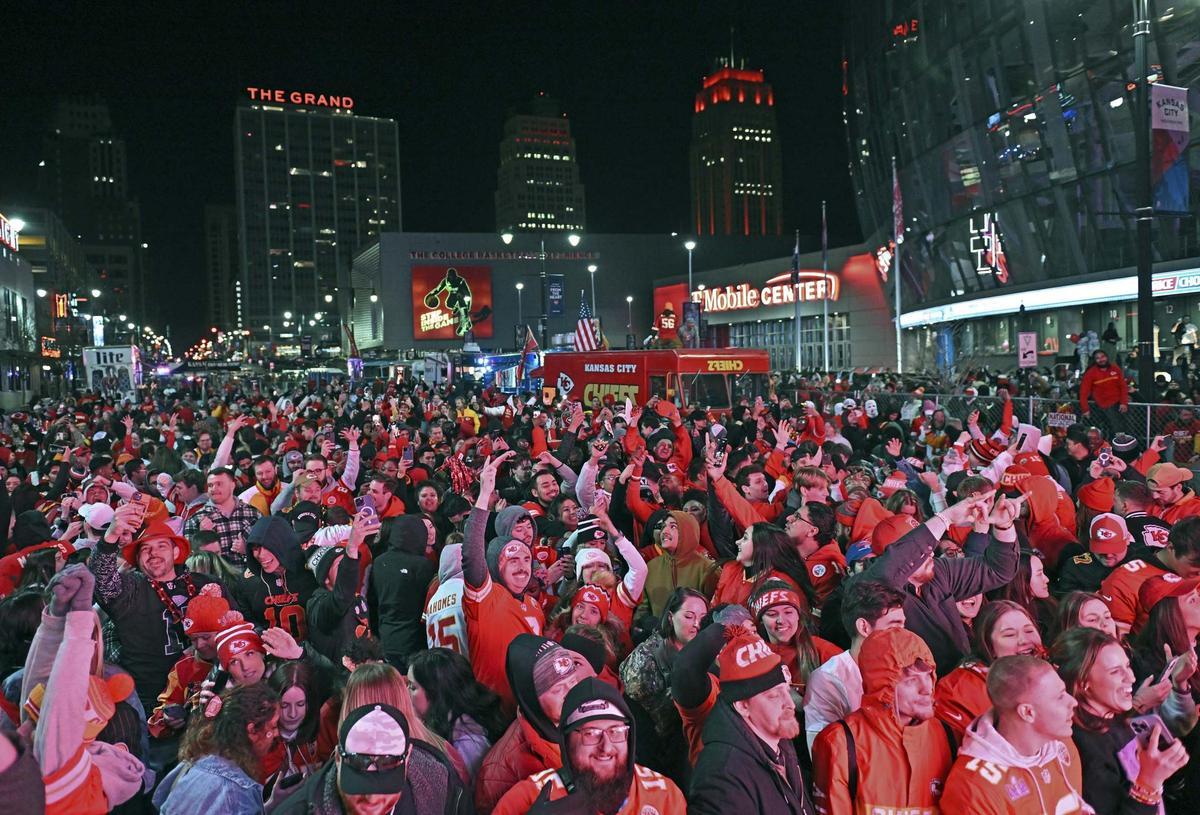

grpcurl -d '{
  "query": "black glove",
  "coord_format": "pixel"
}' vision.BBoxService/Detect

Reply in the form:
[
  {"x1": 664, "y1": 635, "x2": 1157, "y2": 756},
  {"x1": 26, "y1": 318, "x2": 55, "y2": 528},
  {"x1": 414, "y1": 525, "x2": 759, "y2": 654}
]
[{"x1": 526, "y1": 781, "x2": 594, "y2": 815}]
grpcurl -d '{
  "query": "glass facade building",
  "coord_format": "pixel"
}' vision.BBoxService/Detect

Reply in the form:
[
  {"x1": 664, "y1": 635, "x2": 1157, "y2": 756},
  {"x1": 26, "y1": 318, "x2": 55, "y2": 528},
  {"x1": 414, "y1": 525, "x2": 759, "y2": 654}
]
[
  {"x1": 844, "y1": 1, "x2": 1200, "y2": 369},
  {"x1": 235, "y1": 97, "x2": 401, "y2": 344}
]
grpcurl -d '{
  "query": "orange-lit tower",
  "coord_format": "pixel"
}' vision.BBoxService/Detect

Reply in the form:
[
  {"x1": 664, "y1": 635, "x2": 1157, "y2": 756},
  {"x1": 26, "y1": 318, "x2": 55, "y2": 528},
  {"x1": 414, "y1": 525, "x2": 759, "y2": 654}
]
[{"x1": 689, "y1": 56, "x2": 783, "y2": 237}]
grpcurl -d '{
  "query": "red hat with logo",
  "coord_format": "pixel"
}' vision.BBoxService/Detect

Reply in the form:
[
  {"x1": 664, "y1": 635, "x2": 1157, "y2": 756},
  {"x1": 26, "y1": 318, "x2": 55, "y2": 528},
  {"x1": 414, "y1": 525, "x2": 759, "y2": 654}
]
[
  {"x1": 1012, "y1": 451, "x2": 1050, "y2": 478},
  {"x1": 1138, "y1": 573, "x2": 1200, "y2": 613},
  {"x1": 571, "y1": 585, "x2": 611, "y2": 621},
  {"x1": 871, "y1": 514, "x2": 921, "y2": 556},
  {"x1": 748, "y1": 582, "x2": 804, "y2": 623},
  {"x1": 214, "y1": 611, "x2": 265, "y2": 670},
  {"x1": 717, "y1": 628, "x2": 785, "y2": 702},
  {"x1": 969, "y1": 438, "x2": 1005, "y2": 464},
  {"x1": 182, "y1": 584, "x2": 231, "y2": 636},
  {"x1": 1088, "y1": 513, "x2": 1133, "y2": 555},
  {"x1": 999, "y1": 465, "x2": 1031, "y2": 491}
]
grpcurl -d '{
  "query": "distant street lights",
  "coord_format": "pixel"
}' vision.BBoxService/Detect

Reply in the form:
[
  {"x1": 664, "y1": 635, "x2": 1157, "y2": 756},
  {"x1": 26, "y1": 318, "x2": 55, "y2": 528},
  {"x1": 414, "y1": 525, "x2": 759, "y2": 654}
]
[
  {"x1": 625, "y1": 295, "x2": 634, "y2": 329},
  {"x1": 515, "y1": 282, "x2": 524, "y2": 325},
  {"x1": 587, "y1": 265, "x2": 598, "y2": 314},
  {"x1": 684, "y1": 239, "x2": 696, "y2": 296},
  {"x1": 498, "y1": 231, "x2": 583, "y2": 348}
]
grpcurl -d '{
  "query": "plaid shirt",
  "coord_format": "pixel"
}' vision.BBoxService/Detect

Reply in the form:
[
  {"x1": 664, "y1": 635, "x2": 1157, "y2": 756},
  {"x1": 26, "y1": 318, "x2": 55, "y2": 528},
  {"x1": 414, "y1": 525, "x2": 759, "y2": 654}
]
[{"x1": 183, "y1": 499, "x2": 259, "y2": 564}]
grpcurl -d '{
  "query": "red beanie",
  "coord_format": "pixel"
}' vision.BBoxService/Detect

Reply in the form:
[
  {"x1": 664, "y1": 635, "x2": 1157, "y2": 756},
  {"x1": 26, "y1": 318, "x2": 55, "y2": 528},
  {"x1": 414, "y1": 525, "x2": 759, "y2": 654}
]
[
  {"x1": 182, "y1": 584, "x2": 231, "y2": 636},
  {"x1": 717, "y1": 628, "x2": 785, "y2": 702},
  {"x1": 571, "y1": 584, "x2": 611, "y2": 621},
  {"x1": 871, "y1": 514, "x2": 921, "y2": 556},
  {"x1": 999, "y1": 465, "x2": 1031, "y2": 491},
  {"x1": 214, "y1": 612, "x2": 265, "y2": 670},
  {"x1": 970, "y1": 437, "x2": 1004, "y2": 464},
  {"x1": 1077, "y1": 477, "x2": 1115, "y2": 513},
  {"x1": 748, "y1": 583, "x2": 803, "y2": 623},
  {"x1": 1012, "y1": 451, "x2": 1050, "y2": 478}
]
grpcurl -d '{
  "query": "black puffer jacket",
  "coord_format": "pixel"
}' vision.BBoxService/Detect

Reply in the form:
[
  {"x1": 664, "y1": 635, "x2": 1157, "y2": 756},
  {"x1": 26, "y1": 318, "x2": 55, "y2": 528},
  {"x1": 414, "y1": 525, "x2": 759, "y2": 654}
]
[
  {"x1": 688, "y1": 698, "x2": 815, "y2": 815},
  {"x1": 367, "y1": 514, "x2": 436, "y2": 668}
]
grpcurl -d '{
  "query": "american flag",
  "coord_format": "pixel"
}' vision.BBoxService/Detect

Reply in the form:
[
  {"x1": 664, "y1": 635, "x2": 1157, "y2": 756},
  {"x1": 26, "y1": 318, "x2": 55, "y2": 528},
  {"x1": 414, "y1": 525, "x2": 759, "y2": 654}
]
[{"x1": 574, "y1": 295, "x2": 600, "y2": 351}]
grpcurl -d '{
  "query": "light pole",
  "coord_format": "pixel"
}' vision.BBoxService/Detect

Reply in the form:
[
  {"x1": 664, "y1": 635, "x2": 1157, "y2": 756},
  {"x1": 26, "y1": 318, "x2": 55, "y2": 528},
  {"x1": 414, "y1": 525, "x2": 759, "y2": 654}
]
[
  {"x1": 587, "y1": 264, "x2": 598, "y2": 314},
  {"x1": 515, "y1": 282, "x2": 524, "y2": 326},
  {"x1": 1133, "y1": 0, "x2": 1155, "y2": 399},
  {"x1": 625, "y1": 295, "x2": 633, "y2": 329},
  {"x1": 500, "y1": 231, "x2": 581, "y2": 348},
  {"x1": 684, "y1": 240, "x2": 696, "y2": 295}
]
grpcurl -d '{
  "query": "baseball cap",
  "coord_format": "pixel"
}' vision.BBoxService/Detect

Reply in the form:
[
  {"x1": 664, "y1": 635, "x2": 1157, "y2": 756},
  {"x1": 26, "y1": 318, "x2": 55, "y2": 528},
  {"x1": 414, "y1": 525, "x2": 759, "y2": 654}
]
[
  {"x1": 871, "y1": 514, "x2": 920, "y2": 556},
  {"x1": 1138, "y1": 573, "x2": 1200, "y2": 613},
  {"x1": 1088, "y1": 513, "x2": 1132, "y2": 555},
  {"x1": 1147, "y1": 463, "x2": 1193, "y2": 490},
  {"x1": 79, "y1": 502, "x2": 115, "y2": 530},
  {"x1": 337, "y1": 703, "x2": 411, "y2": 795}
]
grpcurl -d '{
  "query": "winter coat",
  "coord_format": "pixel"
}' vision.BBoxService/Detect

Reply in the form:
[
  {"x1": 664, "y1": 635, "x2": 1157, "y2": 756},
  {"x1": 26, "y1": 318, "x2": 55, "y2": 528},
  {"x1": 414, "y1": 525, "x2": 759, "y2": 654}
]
[
  {"x1": 636, "y1": 511, "x2": 717, "y2": 621},
  {"x1": 368, "y1": 514, "x2": 437, "y2": 667},
  {"x1": 688, "y1": 697, "x2": 816, "y2": 815}
]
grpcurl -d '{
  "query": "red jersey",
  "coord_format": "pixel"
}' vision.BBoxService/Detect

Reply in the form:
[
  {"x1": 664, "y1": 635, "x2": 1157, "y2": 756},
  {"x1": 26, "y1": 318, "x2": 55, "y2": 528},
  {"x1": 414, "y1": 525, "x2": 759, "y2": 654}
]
[
  {"x1": 464, "y1": 574, "x2": 545, "y2": 712},
  {"x1": 941, "y1": 739, "x2": 1087, "y2": 814},
  {"x1": 320, "y1": 483, "x2": 355, "y2": 516},
  {"x1": 1099, "y1": 556, "x2": 1168, "y2": 632},
  {"x1": 493, "y1": 765, "x2": 684, "y2": 815}
]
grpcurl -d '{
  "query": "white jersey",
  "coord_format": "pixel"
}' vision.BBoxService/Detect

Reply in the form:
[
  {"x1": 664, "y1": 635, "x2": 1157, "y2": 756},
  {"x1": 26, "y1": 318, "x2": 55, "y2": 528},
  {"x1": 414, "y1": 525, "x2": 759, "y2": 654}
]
[{"x1": 424, "y1": 576, "x2": 469, "y2": 655}]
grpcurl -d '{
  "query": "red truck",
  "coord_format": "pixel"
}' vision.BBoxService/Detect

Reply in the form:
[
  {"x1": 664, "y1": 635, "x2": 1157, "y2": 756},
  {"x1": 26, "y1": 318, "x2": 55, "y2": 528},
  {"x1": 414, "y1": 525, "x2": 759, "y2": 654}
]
[{"x1": 538, "y1": 348, "x2": 771, "y2": 412}]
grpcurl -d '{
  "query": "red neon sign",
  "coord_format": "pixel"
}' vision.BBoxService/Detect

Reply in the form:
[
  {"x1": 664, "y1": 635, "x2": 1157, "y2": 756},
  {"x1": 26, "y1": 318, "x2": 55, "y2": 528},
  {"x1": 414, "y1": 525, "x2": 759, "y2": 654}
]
[{"x1": 246, "y1": 88, "x2": 354, "y2": 110}]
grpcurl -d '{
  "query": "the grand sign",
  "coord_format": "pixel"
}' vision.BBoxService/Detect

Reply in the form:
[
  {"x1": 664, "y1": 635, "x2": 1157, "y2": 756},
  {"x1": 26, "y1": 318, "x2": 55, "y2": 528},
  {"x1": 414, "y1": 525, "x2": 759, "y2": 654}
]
[
  {"x1": 691, "y1": 271, "x2": 840, "y2": 314},
  {"x1": 246, "y1": 88, "x2": 354, "y2": 109}
]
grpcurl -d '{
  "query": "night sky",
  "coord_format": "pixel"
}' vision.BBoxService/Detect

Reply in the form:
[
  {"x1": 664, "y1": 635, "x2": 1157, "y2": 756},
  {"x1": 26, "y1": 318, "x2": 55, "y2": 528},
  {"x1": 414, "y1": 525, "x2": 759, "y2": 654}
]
[{"x1": 0, "y1": 2, "x2": 858, "y2": 349}]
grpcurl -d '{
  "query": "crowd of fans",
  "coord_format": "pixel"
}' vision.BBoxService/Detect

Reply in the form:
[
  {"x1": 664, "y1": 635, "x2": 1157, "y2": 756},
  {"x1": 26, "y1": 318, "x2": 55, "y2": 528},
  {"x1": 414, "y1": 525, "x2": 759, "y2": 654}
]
[{"x1": 0, "y1": 360, "x2": 1197, "y2": 814}]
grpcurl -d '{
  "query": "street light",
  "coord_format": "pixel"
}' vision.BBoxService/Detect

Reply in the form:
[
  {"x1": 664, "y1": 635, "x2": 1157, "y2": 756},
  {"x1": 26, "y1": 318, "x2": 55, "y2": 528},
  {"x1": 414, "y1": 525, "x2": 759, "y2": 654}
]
[
  {"x1": 684, "y1": 240, "x2": 696, "y2": 296},
  {"x1": 587, "y1": 264, "x2": 598, "y2": 314},
  {"x1": 515, "y1": 282, "x2": 525, "y2": 324},
  {"x1": 283, "y1": 311, "x2": 293, "y2": 320},
  {"x1": 369, "y1": 289, "x2": 378, "y2": 303},
  {"x1": 499, "y1": 231, "x2": 585, "y2": 348},
  {"x1": 118, "y1": 314, "x2": 127, "y2": 322},
  {"x1": 35, "y1": 289, "x2": 46, "y2": 298},
  {"x1": 90, "y1": 288, "x2": 101, "y2": 298},
  {"x1": 500, "y1": 231, "x2": 514, "y2": 245},
  {"x1": 625, "y1": 295, "x2": 634, "y2": 329},
  {"x1": 8, "y1": 218, "x2": 24, "y2": 232},
  {"x1": 323, "y1": 294, "x2": 333, "y2": 303},
  {"x1": 567, "y1": 233, "x2": 581, "y2": 247}
]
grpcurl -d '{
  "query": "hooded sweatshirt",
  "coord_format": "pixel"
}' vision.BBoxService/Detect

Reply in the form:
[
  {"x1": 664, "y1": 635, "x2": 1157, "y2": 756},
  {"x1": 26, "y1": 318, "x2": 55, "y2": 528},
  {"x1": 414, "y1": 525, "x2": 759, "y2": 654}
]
[
  {"x1": 491, "y1": 677, "x2": 686, "y2": 815},
  {"x1": 1020, "y1": 476, "x2": 1077, "y2": 570},
  {"x1": 12, "y1": 510, "x2": 53, "y2": 551},
  {"x1": 367, "y1": 514, "x2": 437, "y2": 667},
  {"x1": 424, "y1": 543, "x2": 468, "y2": 654},
  {"x1": 941, "y1": 711, "x2": 1088, "y2": 814},
  {"x1": 636, "y1": 510, "x2": 718, "y2": 621},
  {"x1": 474, "y1": 634, "x2": 567, "y2": 815},
  {"x1": 230, "y1": 514, "x2": 317, "y2": 637},
  {"x1": 848, "y1": 498, "x2": 891, "y2": 546},
  {"x1": 812, "y1": 628, "x2": 954, "y2": 815}
]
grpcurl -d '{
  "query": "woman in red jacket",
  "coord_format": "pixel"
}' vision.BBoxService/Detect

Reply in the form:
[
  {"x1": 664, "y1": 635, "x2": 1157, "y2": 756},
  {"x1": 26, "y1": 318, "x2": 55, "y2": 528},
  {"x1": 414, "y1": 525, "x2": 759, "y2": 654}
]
[
  {"x1": 934, "y1": 599, "x2": 1043, "y2": 738},
  {"x1": 711, "y1": 523, "x2": 813, "y2": 610}
]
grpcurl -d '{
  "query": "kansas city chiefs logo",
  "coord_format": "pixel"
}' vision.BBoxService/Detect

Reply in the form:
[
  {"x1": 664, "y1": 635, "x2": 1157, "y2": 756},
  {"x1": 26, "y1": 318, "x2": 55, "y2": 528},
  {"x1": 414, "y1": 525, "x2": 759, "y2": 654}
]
[{"x1": 557, "y1": 372, "x2": 575, "y2": 395}]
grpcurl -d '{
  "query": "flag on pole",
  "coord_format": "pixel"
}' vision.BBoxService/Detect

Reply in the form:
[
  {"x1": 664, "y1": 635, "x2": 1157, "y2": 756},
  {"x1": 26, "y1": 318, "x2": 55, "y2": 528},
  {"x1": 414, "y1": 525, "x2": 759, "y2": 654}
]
[
  {"x1": 790, "y1": 230, "x2": 800, "y2": 287},
  {"x1": 517, "y1": 325, "x2": 539, "y2": 380},
  {"x1": 574, "y1": 294, "x2": 600, "y2": 351},
  {"x1": 892, "y1": 159, "x2": 904, "y2": 244}
]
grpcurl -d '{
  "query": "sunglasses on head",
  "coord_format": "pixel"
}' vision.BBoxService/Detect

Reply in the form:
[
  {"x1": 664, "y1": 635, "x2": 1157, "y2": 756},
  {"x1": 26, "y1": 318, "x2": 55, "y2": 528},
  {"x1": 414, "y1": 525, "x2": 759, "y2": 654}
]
[{"x1": 339, "y1": 748, "x2": 407, "y2": 773}]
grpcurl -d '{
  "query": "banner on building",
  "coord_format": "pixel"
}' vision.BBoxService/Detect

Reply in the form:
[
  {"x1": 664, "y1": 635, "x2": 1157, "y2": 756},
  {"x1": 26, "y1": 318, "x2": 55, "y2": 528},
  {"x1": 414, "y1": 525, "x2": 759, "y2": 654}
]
[
  {"x1": 547, "y1": 275, "x2": 564, "y2": 317},
  {"x1": 1152, "y1": 83, "x2": 1190, "y2": 214},
  {"x1": 411, "y1": 265, "x2": 494, "y2": 340}
]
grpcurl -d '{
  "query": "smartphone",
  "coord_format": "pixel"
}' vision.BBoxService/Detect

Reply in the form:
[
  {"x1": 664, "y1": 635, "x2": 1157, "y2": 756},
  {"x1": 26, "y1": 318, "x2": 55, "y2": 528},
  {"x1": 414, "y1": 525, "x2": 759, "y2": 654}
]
[
  {"x1": 209, "y1": 667, "x2": 230, "y2": 696},
  {"x1": 354, "y1": 494, "x2": 378, "y2": 522},
  {"x1": 1158, "y1": 654, "x2": 1184, "y2": 685},
  {"x1": 711, "y1": 424, "x2": 729, "y2": 461},
  {"x1": 1098, "y1": 445, "x2": 1113, "y2": 468},
  {"x1": 402, "y1": 445, "x2": 414, "y2": 464},
  {"x1": 1130, "y1": 713, "x2": 1174, "y2": 749}
]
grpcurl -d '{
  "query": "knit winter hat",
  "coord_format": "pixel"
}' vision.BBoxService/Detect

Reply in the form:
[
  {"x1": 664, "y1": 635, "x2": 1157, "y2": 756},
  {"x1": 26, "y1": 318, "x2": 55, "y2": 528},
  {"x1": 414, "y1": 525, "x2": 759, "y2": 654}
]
[
  {"x1": 182, "y1": 583, "x2": 230, "y2": 636},
  {"x1": 574, "y1": 547, "x2": 613, "y2": 579},
  {"x1": 969, "y1": 437, "x2": 1005, "y2": 464},
  {"x1": 717, "y1": 628, "x2": 786, "y2": 703},
  {"x1": 1077, "y1": 477, "x2": 1115, "y2": 513},
  {"x1": 215, "y1": 612, "x2": 265, "y2": 670},
  {"x1": 999, "y1": 465, "x2": 1031, "y2": 491},
  {"x1": 748, "y1": 581, "x2": 803, "y2": 623},
  {"x1": 571, "y1": 585, "x2": 611, "y2": 621},
  {"x1": 1012, "y1": 451, "x2": 1050, "y2": 479},
  {"x1": 531, "y1": 642, "x2": 592, "y2": 697},
  {"x1": 871, "y1": 514, "x2": 921, "y2": 556}
]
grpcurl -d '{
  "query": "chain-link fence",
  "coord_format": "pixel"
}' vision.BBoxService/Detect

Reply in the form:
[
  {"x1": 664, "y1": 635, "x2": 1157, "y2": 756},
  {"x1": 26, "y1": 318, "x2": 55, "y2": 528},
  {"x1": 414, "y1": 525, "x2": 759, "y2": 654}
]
[{"x1": 794, "y1": 390, "x2": 1196, "y2": 455}]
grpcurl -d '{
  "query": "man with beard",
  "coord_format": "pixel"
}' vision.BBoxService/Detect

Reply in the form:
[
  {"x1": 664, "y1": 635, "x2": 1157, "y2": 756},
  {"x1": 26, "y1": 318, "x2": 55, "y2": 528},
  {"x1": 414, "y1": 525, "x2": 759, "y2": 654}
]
[
  {"x1": 492, "y1": 678, "x2": 684, "y2": 814},
  {"x1": 238, "y1": 455, "x2": 281, "y2": 516},
  {"x1": 1079, "y1": 350, "x2": 1129, "y2": 438},
  {"x1": 688, "y1": 628, "x2": 816, "y2": 814}
]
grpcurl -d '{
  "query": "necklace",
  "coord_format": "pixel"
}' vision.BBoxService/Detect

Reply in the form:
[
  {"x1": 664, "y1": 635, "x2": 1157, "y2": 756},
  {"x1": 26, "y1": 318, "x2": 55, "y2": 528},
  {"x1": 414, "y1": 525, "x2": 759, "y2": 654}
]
[{"x1": 151, "y1": 573, "x2": 198, "y2": 624}]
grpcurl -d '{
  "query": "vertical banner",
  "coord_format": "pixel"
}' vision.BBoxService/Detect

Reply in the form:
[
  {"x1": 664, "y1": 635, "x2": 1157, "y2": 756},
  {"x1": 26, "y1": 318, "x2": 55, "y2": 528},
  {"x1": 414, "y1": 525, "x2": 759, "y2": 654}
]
[
  {"x1": 1152, "y1": 84, "x2": 1190, "y2": 213},
  {"x1": 1018, "y1": 332, "x2": 1038, "y2": 368},
  {"x1": 411, "y1": 265, "x2": 494, "y2": 339},
  {"x1": 547, "y1": 275, "x2": 565, "y2": 317}
]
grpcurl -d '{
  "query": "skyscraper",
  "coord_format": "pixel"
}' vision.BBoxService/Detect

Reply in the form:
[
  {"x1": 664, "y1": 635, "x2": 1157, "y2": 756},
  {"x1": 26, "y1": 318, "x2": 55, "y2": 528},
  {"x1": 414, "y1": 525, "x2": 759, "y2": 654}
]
[
  {"x1": 494, "y1": 93, "x2": 586, "y2": 233},
  {"x1": 690, "y1": 57, "x2": 783, "y2": 237},
  {"x1": 234, "y1": 88, "x2": 401, "y2": 346},
  {"x1": 38, "y1": 97, "x2": 146, "y2": 324},
  {"x1": 203, "y1": 205, "x2": 240, "y2": 332}
]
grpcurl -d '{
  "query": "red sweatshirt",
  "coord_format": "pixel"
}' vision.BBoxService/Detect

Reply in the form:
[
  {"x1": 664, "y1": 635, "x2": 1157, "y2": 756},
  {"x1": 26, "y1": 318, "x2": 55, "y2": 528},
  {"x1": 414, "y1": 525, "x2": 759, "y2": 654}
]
[{"x1": 1079, "y1": 364, "x2": 1129, "y2": 412}]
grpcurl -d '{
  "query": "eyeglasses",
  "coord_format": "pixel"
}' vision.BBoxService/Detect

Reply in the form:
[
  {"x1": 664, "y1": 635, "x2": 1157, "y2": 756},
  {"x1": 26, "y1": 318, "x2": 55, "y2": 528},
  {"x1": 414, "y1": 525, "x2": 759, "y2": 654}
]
[
  {"x1": 573, "y1": 724, "x2": 630, "y2": 746},
  {"x1": 339, "y1": 748, "x2": 407, "y2": 772}
]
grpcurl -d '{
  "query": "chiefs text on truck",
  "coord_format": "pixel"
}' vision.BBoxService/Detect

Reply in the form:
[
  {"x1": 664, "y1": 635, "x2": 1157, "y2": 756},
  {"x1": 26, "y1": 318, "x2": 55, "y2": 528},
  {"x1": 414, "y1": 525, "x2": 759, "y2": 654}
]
[{"x1": 539, "y1": 349, "x2": 770, "y2": 413}]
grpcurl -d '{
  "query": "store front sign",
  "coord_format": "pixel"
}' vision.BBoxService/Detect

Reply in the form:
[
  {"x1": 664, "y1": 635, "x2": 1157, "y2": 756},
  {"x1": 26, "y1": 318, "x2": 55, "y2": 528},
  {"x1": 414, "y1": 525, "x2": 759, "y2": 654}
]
[
  {"x1": 246, "y1": 88, "x2": 354, "y2": 109},
  {"x1": 1152, "y1": 270, "x2": 1200, "y2": 295},
  {"x1": 0, "y1": 214, "x2": 19, "y2": 252},
  {"x1": 692, "y1": 271, "x2": 839, "y2": 314}
]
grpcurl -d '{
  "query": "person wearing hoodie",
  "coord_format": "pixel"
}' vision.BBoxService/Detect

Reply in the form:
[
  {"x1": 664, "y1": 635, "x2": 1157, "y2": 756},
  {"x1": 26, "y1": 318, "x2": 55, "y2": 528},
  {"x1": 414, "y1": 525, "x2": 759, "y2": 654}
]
[
  {"x1": 688, "y1": 627, "x2": 816, "y2": 815},
  {"x1": 634, "y1": 510, "x2": 718, "y2": 622},
  {"x1": 229, "y1": 514, "x2": 317, "y2": 641},
  {"x1": 491, "y1": 677, "x2": 685, "y2": 814},
  {"x1": 424, "y1": 543, "x2": 468, "y2": 654},
  {"x1": 851, "y1": 491, "x2": 1021, "y2": 676},
  {"x1": 463, "y1": 452, "x2": 547, "y2": 709},
  {"x1": 940, "y1": 655, "x2": 1089, "y2": 814},
  {"x1": 306, "y1": 511, "x2": 378, "y2": 662},
  {"x1": 812, "y1": 628, "x2": 955, "y2": 814},
  {"x1": 475, "y1": 634, "x2": 595, "y2": 814},
  {"x1": 1018, "y1": 475, "x2": 1078, "y2": 572},
  {"x1": 367, "y1": 513, "x2": 436, "y2": 669}
]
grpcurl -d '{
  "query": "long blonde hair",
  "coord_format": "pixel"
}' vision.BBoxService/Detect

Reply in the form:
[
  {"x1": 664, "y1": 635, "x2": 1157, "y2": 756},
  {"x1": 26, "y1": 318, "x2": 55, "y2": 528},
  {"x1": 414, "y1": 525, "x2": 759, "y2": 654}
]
[{"x1": 338, "y1": 662, "x2": 453, "y2": 759}]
